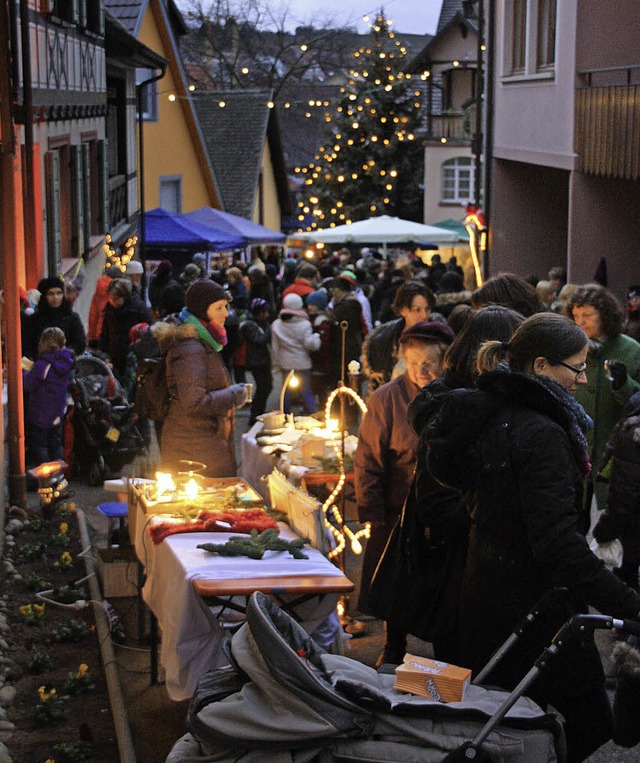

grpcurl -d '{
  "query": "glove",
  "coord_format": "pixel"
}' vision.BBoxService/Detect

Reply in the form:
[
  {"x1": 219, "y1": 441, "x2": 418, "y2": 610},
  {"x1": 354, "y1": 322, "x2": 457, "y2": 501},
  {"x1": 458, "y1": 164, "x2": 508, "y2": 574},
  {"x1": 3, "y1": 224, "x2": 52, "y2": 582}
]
[
  {"x1": 229, "y1": 383, "x2": 250, "y2": 408},
  {"x1": 608, "y1": 360, "x2": 628, "y2": 390}
]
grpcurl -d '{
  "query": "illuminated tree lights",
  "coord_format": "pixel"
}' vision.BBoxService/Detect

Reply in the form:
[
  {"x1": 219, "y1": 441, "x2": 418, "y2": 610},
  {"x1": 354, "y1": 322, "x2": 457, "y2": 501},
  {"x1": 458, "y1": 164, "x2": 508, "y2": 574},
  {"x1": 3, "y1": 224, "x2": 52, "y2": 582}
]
[{"x1": 296, "y1": 10, "x2": 424, "y2": 230}]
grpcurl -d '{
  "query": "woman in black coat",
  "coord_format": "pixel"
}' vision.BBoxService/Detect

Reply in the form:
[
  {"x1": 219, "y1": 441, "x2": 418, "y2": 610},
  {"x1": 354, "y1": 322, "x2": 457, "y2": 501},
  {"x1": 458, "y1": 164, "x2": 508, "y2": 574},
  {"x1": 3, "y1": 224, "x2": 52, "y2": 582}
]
[
  {"x1": 425, "y1": 313, "x2": 640, "y2": 762},
  {"x1": 407, "y1": 305, "x2": 523, "y2": 663},
  {"x1": 22, "y1": 276, "x2": 86, "y2": 360},
  {"x1": 99, "y1": 278, "x2": 152, "y2": 387}
]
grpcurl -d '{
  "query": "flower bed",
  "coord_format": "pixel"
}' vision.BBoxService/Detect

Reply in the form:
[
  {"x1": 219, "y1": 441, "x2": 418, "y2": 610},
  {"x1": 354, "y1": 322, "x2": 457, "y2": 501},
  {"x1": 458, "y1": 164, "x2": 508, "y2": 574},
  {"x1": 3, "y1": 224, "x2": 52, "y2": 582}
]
[{"x1": 1, "y1": 501, "x2": 120, "y2": 762}]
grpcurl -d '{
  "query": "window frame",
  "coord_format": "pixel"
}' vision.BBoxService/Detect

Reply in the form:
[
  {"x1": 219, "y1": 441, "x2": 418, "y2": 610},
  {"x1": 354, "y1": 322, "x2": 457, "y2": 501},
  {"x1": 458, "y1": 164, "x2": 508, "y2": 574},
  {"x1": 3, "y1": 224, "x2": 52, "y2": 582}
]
[
  {"x1": 440, "y1": 157, "x2": 475, "y2": 205},
  {"x1": 536, "y1": 0, "x2": 557, "y2": 70},
  {"x1": 502, "y1": 0, "x2": 557, "y2": 82},
  {"x1": 511, "y1": 0, "x2": 527, "y2": 74},
  {"x1": 136, "y1": 69, "x2": 159, "y2": 122},
  {"x1": 159, "y1": 176, "x2": 183, "y2": 214}
]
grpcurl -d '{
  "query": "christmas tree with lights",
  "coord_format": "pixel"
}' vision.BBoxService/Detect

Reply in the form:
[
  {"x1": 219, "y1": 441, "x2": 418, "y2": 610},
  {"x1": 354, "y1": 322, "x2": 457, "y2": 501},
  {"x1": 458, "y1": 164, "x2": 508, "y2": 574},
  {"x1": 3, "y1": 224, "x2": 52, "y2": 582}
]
[{"x1": 295, "y1": 10, "x2": 424, "y2": 231}]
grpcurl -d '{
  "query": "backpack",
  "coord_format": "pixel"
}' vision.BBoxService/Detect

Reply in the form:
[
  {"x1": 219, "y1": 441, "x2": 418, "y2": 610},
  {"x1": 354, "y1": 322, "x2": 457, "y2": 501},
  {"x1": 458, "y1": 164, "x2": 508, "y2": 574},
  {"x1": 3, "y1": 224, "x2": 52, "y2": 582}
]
[{"x1": 133, "y1": 332, "x2": 171, "y2": 421}]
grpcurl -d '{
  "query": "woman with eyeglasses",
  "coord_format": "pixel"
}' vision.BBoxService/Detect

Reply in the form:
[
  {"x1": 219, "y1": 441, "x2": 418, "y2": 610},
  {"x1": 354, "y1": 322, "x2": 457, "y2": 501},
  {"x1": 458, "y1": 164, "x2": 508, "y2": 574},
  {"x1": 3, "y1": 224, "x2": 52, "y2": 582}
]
[
  {"x1": 424, "y1": 313, "x2": 640, "y2": 762},
  {"x1": 565, "y1": 283, "x2": 640, "y2": 518}
]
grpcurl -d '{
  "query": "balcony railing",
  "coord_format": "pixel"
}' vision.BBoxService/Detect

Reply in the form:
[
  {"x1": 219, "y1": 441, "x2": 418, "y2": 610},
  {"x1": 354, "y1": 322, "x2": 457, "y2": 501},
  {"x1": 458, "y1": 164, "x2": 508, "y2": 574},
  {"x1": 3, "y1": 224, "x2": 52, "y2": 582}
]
[
  {"x1": 426, "y1": 110, "x2": 474, "y2": 143},
  {"x1": 575, "y1": 66, "x2": 640, "y2": 180},
  {"x1": 109, "y1": 174, "x2": 127, "y2": 229}
]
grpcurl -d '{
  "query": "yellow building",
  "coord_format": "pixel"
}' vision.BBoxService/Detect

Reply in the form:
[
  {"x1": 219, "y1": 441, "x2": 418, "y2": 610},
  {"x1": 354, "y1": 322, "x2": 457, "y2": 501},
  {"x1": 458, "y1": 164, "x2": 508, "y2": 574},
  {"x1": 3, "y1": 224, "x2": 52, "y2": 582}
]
[{"x1": 105, "y1": 0, "x2": 221, "y2": 213}]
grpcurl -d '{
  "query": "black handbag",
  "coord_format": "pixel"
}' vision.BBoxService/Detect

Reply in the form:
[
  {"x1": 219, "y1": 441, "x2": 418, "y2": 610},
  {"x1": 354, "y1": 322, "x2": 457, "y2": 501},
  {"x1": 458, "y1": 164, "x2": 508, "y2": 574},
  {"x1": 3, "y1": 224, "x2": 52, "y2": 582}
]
[
  {"x1": 367, "y1": 477, "x2": 466, "y2": 641},
  {"x1": 366, "y1": 481, "x2": 428, "y2": 631}
]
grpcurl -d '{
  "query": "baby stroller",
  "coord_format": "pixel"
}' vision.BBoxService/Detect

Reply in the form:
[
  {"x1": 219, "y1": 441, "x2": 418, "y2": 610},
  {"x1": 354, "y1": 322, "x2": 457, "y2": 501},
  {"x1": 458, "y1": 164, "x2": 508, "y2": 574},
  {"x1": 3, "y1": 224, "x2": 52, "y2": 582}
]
[
  {"x1": 169, "y1": 591, "x2": 640, "y2": 762},
  {"x1": 69, "y1": 352, "x2": 146, "y2": 485}
]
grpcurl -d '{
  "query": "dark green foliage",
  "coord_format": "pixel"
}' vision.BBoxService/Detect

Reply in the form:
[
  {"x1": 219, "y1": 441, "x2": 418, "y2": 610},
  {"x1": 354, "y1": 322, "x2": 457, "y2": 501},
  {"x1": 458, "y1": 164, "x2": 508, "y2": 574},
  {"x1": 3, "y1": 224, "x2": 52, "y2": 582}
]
[
  {"x1": 27, "y1": 650, "x2": 52, "y2": 674},
  {"x1": 52, "y1": 740, "x2": 94, "y2": 761},
  {"x1": 297, "y1": 10, "x2": 424, "y2": 229},
  {"x1": 50, "y1": 619, "x2": 93, "y2": 643},
  {"x1": 198, "y1": 528, "x2": 309, "y2": 559}
]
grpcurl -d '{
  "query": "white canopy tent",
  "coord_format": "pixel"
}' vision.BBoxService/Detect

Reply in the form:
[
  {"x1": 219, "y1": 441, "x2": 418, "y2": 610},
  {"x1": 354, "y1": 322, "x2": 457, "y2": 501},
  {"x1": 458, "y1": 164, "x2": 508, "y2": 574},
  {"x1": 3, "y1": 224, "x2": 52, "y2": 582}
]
[{"x1": 295, "y1": 215, "x2": 459, "y2": 253}]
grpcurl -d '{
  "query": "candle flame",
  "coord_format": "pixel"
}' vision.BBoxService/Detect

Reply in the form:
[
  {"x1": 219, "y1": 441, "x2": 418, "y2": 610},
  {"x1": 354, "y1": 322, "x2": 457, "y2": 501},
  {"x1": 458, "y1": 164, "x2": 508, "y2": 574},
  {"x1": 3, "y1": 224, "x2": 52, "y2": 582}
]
[
  {"x1": 155, "y1": 471, "x2": 176, "y2": 496},
  {"x1": 185, "y1": 478, "x2": 199, "y2": 502}
]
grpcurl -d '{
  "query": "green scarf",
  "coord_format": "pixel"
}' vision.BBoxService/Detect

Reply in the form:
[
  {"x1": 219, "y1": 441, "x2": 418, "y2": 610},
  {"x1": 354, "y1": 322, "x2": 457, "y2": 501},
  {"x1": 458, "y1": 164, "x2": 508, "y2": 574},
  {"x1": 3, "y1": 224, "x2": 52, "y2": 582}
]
[{"x1": 179, "y1": 308, "x2": 223, "y2": 352}]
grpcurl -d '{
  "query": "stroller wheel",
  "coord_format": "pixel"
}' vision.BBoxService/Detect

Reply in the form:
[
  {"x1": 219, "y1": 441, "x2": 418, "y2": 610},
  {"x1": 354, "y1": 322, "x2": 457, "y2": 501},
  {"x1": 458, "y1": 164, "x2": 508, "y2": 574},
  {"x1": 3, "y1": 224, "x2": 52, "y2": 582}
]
[{"x1": 87, "y1": 458, "x2": 105, "y2": 487}]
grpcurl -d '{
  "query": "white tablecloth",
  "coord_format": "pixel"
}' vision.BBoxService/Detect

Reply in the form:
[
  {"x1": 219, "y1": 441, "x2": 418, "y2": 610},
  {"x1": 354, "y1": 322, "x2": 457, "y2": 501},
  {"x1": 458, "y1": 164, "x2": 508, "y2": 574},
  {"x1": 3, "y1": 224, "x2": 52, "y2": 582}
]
[{"x1": 131, "y1": 495, "x2": 344, "y2": 700}]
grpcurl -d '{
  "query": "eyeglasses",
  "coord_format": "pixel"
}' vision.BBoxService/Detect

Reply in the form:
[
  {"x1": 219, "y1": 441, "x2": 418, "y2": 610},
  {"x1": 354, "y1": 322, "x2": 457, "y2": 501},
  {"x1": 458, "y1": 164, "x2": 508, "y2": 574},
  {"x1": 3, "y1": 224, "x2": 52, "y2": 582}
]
[{"x1": 557, "y1": 360, "x2": 587, "y2": 381}]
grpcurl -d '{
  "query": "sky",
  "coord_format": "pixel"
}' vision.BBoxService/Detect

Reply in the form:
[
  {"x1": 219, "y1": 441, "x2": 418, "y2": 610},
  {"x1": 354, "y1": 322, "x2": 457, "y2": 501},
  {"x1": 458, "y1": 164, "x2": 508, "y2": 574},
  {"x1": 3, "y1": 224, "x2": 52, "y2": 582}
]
[
  {"x1": 284, "y1": 0, "x2": 443, "y2": 35},
  {"x1": 176, "y1": 0, "x2": 443, "y2": 37}
]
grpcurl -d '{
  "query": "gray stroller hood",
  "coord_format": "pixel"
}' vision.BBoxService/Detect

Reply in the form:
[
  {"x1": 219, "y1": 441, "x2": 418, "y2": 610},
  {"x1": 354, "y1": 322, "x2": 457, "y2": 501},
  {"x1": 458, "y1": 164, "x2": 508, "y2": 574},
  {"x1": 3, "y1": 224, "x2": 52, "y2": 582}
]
[{"x1": 180, "y1": 592, "x2": 564, "y2": 762}]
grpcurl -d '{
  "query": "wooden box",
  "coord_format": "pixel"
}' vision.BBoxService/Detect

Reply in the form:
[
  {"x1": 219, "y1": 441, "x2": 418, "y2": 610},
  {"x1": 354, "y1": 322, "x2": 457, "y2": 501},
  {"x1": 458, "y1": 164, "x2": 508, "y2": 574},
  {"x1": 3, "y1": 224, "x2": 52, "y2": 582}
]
[{"x1": 97, "y1": 547, "x2": 139, "y2": 598}]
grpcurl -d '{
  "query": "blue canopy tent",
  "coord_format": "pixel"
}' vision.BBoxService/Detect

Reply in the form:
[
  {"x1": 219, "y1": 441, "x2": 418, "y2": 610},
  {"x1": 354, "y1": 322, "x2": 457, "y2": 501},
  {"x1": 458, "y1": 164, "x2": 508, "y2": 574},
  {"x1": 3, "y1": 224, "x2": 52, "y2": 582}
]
[
  {"x1": 184, "y1": 206, "x2": 286, "y2": 245},
  {"x1": 141, "y1": 207, "x2": 246, "y2": 253},
  {"x1": 140, "y1": 207, "x2": 247, "y2": 275}
]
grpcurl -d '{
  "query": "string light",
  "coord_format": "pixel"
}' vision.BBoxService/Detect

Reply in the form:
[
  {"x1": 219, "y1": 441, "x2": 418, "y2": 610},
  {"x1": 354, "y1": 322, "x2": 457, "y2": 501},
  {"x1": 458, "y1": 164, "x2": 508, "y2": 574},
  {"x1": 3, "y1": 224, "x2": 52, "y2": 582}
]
[
  {"x1": 103, "y1": 234, "x2": 138, "y2": 272},
  {"x1": 321, "y1": 385, "x2": 369, "y2": 559}
]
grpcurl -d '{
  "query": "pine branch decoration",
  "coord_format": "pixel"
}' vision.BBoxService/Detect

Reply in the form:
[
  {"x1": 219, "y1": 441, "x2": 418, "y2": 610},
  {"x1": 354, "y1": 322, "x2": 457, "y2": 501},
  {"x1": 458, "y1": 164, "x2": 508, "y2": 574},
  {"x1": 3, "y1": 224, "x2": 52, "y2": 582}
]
[{"x1": 197, "y1": 528, "x2": 309, "y2": 559}]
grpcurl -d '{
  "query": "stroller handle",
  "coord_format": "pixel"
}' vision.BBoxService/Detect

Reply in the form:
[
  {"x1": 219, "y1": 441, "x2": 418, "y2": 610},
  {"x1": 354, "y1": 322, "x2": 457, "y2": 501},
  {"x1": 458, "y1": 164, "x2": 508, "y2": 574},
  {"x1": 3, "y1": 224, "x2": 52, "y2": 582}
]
[
  {"x1": 554, "y1": 612, "x2": 640, "y2": 643},
  {"x1": 448, "y1": 612, "x2": 640, "y2": 761}
]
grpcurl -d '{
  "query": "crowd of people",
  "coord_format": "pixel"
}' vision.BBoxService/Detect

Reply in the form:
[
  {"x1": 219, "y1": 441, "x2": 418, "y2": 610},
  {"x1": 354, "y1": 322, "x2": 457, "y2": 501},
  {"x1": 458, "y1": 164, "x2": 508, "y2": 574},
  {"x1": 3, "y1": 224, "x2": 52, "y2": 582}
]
[{"x1": 12, "y1": 243, "x2": 640, "y2": 760}]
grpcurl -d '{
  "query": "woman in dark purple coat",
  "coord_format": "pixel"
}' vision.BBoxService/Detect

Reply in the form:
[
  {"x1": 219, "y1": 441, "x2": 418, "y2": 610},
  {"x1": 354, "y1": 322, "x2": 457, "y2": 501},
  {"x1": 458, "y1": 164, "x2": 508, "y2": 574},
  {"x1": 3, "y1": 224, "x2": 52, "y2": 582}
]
[
  {"x1": 354, "y1": 320, "x2": 454, "y2": 666},
  {"x1": 156, "y1": 280, "x2": 250, "y2": 477}
]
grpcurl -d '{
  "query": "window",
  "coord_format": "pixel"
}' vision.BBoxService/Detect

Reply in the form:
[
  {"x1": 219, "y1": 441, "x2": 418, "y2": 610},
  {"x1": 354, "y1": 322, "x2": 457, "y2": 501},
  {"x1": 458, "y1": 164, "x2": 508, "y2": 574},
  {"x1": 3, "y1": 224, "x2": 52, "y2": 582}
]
[
  {"x1": 136, "y1": 69, "x2": 158, "y2": 122},
  {"x1": 159, "y1": 176, "x2": 182, "y2": 214},
  {"x1": 441, "y1": 157, "x2": 475, "y2": 204},
  {"x1": 511, "y1": 0, "x2": 527, "y2": 73},
  {"x1": 537, "y1": 0, "x2": 557, "y2": 69},
  {"x1": 504, "y1": 0, "x2": 556, "y2": 77}
]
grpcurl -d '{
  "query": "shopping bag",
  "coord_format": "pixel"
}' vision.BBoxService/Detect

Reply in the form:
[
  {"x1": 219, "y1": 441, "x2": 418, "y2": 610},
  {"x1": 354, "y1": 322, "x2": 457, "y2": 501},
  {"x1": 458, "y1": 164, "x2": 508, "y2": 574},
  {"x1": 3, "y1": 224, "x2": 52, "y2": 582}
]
[{"x1": 589, "y1": 537, "x2": 623, "y2": 568}]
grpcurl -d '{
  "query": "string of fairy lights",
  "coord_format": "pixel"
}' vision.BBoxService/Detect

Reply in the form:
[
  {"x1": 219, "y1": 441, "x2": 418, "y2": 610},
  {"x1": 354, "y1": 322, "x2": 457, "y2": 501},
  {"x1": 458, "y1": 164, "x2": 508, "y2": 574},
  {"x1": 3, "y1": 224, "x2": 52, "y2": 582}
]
[
  {"x1": 103, "y1": 234, "x2": 138, "y2": 272},
  {"x1": 161, "y1": 11, "x2": 433, "y2": 115},
  {"x1": 156, "y1": 9, "x2": 456, "y2": 234},
  {"x1": 291, "y1": 12, "x2": 426, "y2": 231},
  {"x1": 321, "y1": 384, "x2": 370, "y2": 560}
]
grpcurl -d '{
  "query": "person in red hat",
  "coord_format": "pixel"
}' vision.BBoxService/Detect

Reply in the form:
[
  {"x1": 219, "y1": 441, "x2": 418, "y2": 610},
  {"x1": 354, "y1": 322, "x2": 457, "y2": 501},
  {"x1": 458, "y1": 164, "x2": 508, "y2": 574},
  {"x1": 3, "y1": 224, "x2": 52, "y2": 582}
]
[{"x1": 354, "y1": 320, "x2": 454, "y2": 667}]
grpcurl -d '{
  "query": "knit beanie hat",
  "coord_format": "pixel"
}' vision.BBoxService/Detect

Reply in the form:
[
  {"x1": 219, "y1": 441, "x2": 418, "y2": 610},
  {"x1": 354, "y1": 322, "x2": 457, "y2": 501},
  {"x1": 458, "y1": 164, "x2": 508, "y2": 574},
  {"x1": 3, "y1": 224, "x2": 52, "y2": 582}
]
[
  {"x1": 399, "y1": 320, "x2": 455, "y2": 346},
  {"x1": 186, "y1": 279, "x2": 229, "y2": 321},
  {"x1": 249, "y1": 297, "x2": 269, "y2": 315},
  {"x1": 125, "y1": 259, "x2": 144, "y2": 275},
  {"x1": 37, "y1": 276, "x2": 65, "y2": 296},
  {"x1": 339, "y1": 269, "x2": 357, "y2": 286},
  {"x1": 128, "y1": 322, "x2": 149, "y2": 345},
  {"x1": 306, "y1": 290, "x2": 328, "y2": 310},
  {"x1": 280, "y1": 293, "x2": 307, "y2": 318}
]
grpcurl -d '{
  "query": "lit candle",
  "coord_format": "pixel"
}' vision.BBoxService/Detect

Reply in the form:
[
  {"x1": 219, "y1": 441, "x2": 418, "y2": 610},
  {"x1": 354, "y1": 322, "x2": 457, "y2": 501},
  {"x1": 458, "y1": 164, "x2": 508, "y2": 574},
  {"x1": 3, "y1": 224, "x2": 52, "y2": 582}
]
[
  {"x1": 155, "y1": 471, "x2": 176, "y2": 498},
  {"x1": 184, "y1": 478, "x2": 199, "y2": 502}
]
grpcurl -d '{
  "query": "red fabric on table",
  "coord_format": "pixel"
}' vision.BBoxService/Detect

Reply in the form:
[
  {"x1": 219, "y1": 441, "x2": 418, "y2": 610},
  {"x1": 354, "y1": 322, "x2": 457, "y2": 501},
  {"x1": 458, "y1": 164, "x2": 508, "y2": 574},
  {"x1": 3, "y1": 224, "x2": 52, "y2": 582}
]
[{"x1": 148, "y1": 508, "x2": 278, "y2": 545}]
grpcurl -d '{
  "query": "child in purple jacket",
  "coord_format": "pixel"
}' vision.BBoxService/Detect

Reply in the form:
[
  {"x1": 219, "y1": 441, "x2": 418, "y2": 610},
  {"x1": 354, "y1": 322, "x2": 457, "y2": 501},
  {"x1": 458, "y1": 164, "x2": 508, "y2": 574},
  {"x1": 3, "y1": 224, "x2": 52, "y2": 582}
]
[{"x1": 23, "y1": 327, "x2": 75, "y2": 466}]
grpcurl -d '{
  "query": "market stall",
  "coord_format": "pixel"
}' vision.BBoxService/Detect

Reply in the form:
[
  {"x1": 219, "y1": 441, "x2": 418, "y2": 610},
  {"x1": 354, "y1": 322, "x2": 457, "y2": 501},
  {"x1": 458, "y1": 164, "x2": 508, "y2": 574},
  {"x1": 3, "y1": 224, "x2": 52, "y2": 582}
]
[
  {"x1": 129, "y1": 475, "x2": 352, "y2": 700},
  {"x1": 241, "y1": 417, "x2": 358, "y2": 507}
]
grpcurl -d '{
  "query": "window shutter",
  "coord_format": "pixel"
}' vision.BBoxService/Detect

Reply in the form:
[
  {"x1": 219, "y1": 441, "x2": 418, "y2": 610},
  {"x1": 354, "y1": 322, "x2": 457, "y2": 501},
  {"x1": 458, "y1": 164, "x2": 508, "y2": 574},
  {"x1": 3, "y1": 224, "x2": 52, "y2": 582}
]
[
  {"x1": 86, "y1": 0, "x2": 104, "y2": 35},
  {"x1": 81, "y1": 142, "x2": 91, "y2": 251},
  {"x1": 78, "y1": 0, "x2": 87, "y2": 28},
  {"x1": 69, "y1": 144, "x2": 84, "y2": 256},
  {"x1": 45, "y1": 151, "x2": 62, "y2": 273},
  {"x1": 69, "y1": 0, "x2": 79, "y2": 25},
  {"x1": 97, "y1": 138, "x2": 110, "y2": 233}
]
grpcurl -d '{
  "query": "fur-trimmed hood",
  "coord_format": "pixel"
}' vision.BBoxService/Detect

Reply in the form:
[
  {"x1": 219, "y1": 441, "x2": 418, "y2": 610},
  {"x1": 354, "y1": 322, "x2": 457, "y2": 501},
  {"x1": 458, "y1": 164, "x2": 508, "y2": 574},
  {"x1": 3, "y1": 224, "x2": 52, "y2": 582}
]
[
  {"x1": 613, "y1": 637, "x2": 640, "y2": 677},
  {"x1": 435, "y1": 290, "x2": 473, "y2": 306},
  {"x1": 151, "y1": 318, "x2": 199, "y2": 354}
]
